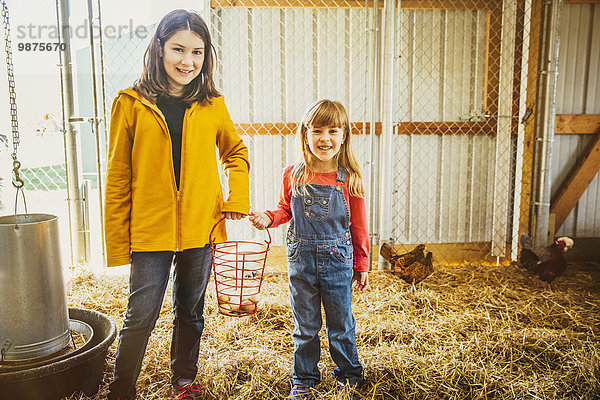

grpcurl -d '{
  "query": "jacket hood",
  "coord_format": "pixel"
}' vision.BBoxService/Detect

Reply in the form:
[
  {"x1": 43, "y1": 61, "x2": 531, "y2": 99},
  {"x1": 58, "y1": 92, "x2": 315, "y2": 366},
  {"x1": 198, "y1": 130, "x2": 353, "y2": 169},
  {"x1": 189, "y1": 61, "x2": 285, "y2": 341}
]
[
  {"x1": 118, "y1": 88, "x2": 205, "y2": 113},
  {"x1": 118, "y1": 88, "x2": 156, "y2": 108}
]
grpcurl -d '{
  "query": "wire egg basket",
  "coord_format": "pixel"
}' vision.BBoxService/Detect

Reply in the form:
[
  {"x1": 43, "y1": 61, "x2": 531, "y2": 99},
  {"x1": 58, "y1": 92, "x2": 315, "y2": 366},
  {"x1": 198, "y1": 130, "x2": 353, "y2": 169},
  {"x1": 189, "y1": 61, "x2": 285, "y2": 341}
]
[{"x1": 209, "y1": 217, "x2": 271, "y2": 317}]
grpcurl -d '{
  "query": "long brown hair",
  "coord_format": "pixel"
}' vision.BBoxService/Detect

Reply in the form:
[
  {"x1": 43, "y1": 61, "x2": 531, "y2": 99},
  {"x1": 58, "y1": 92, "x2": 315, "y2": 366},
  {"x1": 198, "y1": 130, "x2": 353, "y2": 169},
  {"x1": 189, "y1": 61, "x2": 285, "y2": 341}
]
[
  {"x1": 132, "y1": 9, "x2": 220, "y2": 105},
  {"x1": 292, "y1": 99, "x2": 364, "y2": 197}
]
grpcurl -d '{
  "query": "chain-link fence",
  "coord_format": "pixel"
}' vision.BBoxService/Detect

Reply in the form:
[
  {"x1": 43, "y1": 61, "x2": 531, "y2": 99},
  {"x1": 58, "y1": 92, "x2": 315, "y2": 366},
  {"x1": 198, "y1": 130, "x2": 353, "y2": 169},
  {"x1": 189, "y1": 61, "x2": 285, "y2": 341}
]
[
  {"x1": 90, "y1": 0, "x2": 538, "y2": 267},
  {"x1": 384, "y1": 1, "x2": 531, "y2": 265}
]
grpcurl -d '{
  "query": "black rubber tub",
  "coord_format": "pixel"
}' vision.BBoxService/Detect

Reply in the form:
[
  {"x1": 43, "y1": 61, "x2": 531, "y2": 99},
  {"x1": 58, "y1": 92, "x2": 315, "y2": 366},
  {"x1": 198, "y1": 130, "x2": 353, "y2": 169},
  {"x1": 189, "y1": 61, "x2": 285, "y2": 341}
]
[{"x1": 0, "y1": 308, "x2": 116, "y2": 399}]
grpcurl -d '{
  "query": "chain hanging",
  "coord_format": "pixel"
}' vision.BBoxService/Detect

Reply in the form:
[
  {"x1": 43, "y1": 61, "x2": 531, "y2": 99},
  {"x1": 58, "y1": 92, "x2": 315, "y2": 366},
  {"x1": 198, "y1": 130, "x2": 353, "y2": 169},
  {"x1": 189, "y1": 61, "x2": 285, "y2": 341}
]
[{"x1": 1, "y1": 0, "x2": 27, "y2": 215}]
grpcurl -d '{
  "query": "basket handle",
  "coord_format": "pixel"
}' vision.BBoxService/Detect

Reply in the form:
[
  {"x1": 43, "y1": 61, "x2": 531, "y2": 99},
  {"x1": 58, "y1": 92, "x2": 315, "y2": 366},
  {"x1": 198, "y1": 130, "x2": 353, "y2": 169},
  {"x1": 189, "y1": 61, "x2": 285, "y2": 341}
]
[{"x1": 209, "y1": 215, "x2": 272, "y2": 247}]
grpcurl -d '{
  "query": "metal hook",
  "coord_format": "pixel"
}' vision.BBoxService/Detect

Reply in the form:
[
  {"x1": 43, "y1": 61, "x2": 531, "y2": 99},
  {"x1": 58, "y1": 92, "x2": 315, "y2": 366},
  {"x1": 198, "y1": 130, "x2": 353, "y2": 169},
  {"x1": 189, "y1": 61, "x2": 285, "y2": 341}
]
[
  {"x1": 12, "y1": 159, "x2": 24, "y2": 188},
  {"x1": 11, "y1": 158, "x2": 27, "y2": 220}
]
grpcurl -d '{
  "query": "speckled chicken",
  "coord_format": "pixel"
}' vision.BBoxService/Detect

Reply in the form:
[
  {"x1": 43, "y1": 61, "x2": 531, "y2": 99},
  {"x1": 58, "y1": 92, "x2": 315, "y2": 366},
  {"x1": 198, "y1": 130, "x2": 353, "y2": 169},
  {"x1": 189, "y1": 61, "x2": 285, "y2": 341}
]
[
  {"x1": 518, "y1": 233, "x2": 574, "y2": 283},
  {"x1": 380, "y1": 243, "x2": 426, "y2": 273},
  {"x1": 397, "y1": 252, "x2": 434, "y2": 284}
]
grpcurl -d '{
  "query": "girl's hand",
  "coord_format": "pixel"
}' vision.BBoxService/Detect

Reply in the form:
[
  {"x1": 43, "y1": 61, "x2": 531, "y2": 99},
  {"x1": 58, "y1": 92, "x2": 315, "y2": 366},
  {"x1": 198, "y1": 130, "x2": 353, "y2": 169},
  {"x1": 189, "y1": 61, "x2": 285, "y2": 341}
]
[
  {"x1": 352, "y1": 270, "x2": 369, "y2": 291},
  {"x1": 222, "y1": 212, "x2": 246, "y2": 220},
  {"x1": 249, "y1": 211, "x2": 272, "y2": 230}
]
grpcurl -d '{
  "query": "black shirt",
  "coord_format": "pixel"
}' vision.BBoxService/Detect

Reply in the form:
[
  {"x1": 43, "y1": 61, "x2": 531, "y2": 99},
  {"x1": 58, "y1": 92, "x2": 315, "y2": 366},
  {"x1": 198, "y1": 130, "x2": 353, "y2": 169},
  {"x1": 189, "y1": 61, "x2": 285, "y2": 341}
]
[{"x1": 157, "y1": 101, "x2": 187, "y2": 190}]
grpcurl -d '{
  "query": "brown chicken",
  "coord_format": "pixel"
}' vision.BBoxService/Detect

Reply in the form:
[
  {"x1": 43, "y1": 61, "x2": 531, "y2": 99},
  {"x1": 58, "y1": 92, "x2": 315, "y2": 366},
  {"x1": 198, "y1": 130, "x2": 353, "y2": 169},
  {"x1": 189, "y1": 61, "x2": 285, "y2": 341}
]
[
  {"x1": 380, "y1": 243, "x2": 426, "y2": 273},
  {"x1": 397, "y1": 252, "x2": 434, "y2": 284},
  {"x1": 518, "y1": 233, "x2": 574, "y2": 283}
]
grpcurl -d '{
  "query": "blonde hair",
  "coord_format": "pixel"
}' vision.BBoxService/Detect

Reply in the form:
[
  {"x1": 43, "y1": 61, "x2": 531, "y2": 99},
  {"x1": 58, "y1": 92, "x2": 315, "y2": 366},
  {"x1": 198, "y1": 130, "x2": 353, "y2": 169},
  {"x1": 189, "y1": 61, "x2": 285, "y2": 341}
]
[{"x1": 292, "y1": 99, "x2": 364, "y2": 197}]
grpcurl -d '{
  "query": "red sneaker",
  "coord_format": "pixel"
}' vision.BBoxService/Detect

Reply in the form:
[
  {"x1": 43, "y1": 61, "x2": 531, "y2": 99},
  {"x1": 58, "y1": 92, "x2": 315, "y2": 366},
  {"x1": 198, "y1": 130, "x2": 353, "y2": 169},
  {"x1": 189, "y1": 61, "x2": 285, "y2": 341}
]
[{"x1": 172, "y1": 380, "x2": 202, "y2": 400}]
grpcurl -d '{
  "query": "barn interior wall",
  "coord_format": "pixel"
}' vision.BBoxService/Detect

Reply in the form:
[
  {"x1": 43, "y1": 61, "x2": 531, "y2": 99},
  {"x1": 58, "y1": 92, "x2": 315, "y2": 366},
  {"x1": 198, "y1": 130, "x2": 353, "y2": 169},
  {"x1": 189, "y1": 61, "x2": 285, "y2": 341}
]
[
  {"x1": 553, "y1": 3, "x2": 600, "y2": 238},
  {"x1": 8, "y1": 0, "x2": 599, "y2": 269}
]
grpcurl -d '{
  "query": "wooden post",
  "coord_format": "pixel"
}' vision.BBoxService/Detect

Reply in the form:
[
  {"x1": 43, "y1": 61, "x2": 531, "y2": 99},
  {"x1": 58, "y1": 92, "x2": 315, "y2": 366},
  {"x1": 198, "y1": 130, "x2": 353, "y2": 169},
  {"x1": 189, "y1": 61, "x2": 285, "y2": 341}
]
[{"x1": 518, "y1": 0, "x2": 543, "y2": 239}]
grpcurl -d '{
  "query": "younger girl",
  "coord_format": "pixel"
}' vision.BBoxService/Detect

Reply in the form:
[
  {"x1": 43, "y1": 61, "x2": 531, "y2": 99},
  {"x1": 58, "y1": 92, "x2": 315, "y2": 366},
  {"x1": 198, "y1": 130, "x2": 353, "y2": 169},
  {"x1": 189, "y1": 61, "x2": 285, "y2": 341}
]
[
  {"x1": 250, "y1": 100, "x2": 369, "y2": 399},
  {"x1": 104, "y1": 10, "x2": 250, "y2": 400}
]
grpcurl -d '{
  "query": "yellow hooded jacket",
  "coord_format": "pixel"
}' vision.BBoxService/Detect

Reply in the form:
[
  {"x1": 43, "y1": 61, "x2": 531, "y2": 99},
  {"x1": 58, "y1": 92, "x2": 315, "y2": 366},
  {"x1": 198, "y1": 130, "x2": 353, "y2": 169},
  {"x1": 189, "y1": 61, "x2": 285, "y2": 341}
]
[{"x1": 104, "y1": 89, "x2": 250, "y2": 267}]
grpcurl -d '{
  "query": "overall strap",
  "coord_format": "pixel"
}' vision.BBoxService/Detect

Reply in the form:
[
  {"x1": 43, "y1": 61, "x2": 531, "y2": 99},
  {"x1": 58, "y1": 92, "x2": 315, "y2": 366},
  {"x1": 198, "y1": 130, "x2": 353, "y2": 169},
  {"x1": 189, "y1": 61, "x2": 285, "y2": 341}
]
[{"x1": 336, "y1": 167, "x2": 348, "y2": 184}]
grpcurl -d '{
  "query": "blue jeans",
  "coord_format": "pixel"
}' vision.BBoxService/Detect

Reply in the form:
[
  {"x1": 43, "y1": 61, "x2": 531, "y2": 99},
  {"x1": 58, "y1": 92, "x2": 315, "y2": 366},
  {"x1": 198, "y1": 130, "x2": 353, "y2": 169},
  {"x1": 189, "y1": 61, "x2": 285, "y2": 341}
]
[
  {"x1": 288, "y1": 235, "x2": 364, "y2": 388},
  {"x1": 108, "y1": 246, "x2": 212, "y2": 400}
]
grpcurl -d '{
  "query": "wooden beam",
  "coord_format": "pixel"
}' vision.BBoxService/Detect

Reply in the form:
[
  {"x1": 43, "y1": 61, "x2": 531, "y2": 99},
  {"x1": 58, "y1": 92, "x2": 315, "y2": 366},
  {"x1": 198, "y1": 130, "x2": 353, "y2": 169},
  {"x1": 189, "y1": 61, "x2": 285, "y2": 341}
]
[
  {"x1": 235, "y1": 122, "x2": 376, "y2": 135},
  {"x1": 563, "y1": 0, "x2": 600, "y2": 3},
  {"x1": 400, "y1": 0, "x2": 496, "y2": 9},
  {"x1": 235, "y1": 121, "x2": 495, "y2": 135},
  {"x1": 372, "y1": 242, "x2": 513, "y2": 265},
  {"x1": 511, "y1": 0, "x2": 526, "y2": 138},
  {"x1": 550, "y1": 132, "x2": 600, "y2": 230},
  {"x1": 234, "y1": 115, "x2": 597, "y2": 136},
  {"x1": 211, "y1": 0, "x2": 366, "y2": 8},
  {"x1": 555, "y1": 114, "x2": 600, "y2": 134},
  {"x1": 212, "y1": 0, "x2": 496, "y2": 9},
  {"x1": 397, "y1": 121, "x2": 495, "y2": 135},
  {"x1": 235, "y1": 122, "x2": 298, "y2": 136},
  {"x1": 518, "y1": 0, "x2": 542, "y2": 240}
]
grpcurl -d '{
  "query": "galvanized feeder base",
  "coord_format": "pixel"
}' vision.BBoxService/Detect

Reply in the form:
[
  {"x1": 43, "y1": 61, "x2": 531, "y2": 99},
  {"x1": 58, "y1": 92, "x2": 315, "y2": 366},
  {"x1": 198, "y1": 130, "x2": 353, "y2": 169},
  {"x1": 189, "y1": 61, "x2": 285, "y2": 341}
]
[{"x1": 0, "y1": 308, "x2": 116, "y2": 400}]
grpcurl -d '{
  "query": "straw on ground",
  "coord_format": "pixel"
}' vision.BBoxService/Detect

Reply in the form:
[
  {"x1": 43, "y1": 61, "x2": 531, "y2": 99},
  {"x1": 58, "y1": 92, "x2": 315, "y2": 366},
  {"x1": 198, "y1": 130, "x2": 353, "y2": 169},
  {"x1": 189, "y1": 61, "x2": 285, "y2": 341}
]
[{"x1": 64, "y1": 256, "x2": 600, "y2": 400}]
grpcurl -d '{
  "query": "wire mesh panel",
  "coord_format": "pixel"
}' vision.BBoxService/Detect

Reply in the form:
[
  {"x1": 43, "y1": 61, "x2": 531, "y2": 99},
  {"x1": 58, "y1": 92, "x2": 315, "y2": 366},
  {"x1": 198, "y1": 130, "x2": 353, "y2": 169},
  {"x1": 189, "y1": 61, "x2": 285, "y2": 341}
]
[
  {"x1": 0, "y1": 0, "x2": 75, "y2": 267},
  {"x1": 384, "y1": 0, "x2": 533, "y2": 265},
  {"x1": 101, "y1": 30, "x2": 153, "y2": 109}
]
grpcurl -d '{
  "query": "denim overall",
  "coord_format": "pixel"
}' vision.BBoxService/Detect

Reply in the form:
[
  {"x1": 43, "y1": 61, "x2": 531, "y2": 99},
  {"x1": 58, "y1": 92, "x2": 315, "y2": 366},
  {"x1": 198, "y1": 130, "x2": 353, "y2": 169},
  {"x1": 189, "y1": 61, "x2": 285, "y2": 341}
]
[{"x1": 287, "y1": 168, "x2": 364, "y2": 387}]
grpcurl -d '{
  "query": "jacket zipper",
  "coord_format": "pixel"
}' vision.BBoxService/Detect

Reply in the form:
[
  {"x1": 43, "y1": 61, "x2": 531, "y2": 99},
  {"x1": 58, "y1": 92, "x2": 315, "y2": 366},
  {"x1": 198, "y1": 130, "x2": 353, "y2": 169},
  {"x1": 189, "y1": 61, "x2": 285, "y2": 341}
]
[
  {"x1": 176, "y1": 191, "x2": 181, "y2": 251},
  {"x1": 155, "y1": 103, "x2": 181, "y2": 251},
  {"x1": 176, "y1": 108, "x2": 190, "y2": 251},
  {"x1": 149, "y1": 99, "x2": 191, "y2": 252}
]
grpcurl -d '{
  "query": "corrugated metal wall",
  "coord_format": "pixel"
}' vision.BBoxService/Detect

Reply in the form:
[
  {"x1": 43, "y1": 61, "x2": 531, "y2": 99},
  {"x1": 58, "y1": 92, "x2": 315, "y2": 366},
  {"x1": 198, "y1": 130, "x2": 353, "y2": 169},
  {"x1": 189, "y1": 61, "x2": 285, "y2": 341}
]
[
  {"x1": 391, "y1": 134, "x2": 497, "y2": 244},
  {"x1": 67, "y1": 0, "x2": 599, "y2": 267},
  {"x1": 215, "y1": 8, "x2": 369, "y2": 123},
  {"x1": 554, "y1": 3, "x2": 600, "y2": 237},
  {"x1": 394, "y1": 10, "x2": 488, "y2": 122}
]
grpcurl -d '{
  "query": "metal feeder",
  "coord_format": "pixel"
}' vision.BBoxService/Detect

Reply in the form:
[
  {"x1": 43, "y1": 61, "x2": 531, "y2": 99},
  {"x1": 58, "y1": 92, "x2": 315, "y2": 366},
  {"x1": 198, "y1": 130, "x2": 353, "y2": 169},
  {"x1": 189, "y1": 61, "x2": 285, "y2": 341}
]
[
  {"x1": 0, "y1": 214, "x2": 71, "y2": 362},
  {"x1": 0, "y1": 213, "x2": 117, "y2": 398}
]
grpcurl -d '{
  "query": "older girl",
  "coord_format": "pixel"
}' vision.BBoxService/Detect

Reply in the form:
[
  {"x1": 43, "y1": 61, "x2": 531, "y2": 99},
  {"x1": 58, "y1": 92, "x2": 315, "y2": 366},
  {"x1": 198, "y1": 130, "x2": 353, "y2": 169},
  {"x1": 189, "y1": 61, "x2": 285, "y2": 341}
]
[{"x1": 105, "y1": 9, "x2": 249, "y2": 400}]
